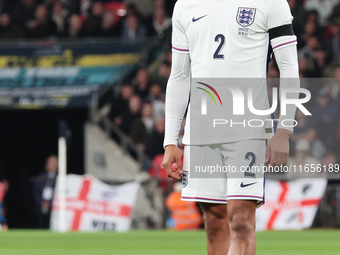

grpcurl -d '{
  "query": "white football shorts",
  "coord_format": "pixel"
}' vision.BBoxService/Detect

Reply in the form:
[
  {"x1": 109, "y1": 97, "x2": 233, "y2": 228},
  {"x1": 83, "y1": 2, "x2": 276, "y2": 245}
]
[{"x1": 181, "y1": 139, "x2": 266, "y2": 208}]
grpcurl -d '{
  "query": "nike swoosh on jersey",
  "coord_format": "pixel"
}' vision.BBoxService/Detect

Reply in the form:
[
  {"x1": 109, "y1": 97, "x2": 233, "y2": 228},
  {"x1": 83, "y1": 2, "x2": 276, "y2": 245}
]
[
  {"x1": 240, "y1": 182, "x2": 257, "y2": 188},
  {"x1": 192, "y1": 15, "x2": 208, "y2": 22}
]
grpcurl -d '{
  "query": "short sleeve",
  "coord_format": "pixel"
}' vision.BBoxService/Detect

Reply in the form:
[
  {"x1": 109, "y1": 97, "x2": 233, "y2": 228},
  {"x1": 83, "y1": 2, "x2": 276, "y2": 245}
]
[
  {"x1": 266, "y1": 0, "x2": 294, "y2": 30},
  {"x1": 171, "y1": 1, "x2": 189, "y2": 54},
  {"x1": 267, "y1": 0, "x2": 297, "y2": 52}
]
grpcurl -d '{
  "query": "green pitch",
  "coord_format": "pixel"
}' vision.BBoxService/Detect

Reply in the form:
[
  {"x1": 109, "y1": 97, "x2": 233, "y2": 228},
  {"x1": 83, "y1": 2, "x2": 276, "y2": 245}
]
[{"x1": 0, "y1": 230, "x2": 339, "y2": 255}]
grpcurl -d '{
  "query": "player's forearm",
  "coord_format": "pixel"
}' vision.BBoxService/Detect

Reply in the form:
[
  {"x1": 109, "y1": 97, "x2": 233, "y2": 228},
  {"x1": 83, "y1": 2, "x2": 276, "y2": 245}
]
[
  {"x1": 163, "y1": 52, "x2": 190, "y2": 148},
  {"x1": 273, "y1": 43, "x2": 299, "y2": 134}
]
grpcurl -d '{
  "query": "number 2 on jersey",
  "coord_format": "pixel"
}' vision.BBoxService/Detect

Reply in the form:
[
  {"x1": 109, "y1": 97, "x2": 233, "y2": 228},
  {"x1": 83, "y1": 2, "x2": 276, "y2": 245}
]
[
  {"x1": 244, "y1": 152, "x2": 256, "y2": 178},
  {"x1": 213, "y1": 34, "x2": 225, "y2": 59}
]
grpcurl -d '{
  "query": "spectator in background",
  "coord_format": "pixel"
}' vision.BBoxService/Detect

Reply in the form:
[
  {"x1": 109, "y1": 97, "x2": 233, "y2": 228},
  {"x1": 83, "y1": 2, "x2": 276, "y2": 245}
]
[
  {"x1": 0, "y1": 13, "x2": 23, "y2": 38},
  {"x1": 12, "y1": 0, "x2": 36, "y2": 27},
  {"x1": 146, "y1": 118, "x2": 165, "y2": 159},
  {"x1": 119, "y1": 95, "x2": 142, "y2": 134},
  {"x1": 144, "y1": 83, "x2": 165, "y2": 120},
  {"x1": 82, "y1": 1, "x2": 103, "y2": 37},
  {"x1": 67, "y1": 14, "x2": 83, "y2": 38},
  {"x1": 51, "y1": 1, "x2": 68, "y2": 37},
  {"x1": 152, "y1": 0, "x2": 176, "y2": 18},
  {"x1": 147, "y1": 6, "x2": 171, "y2": 40},
  {"x1": 43, "y1": 0, "x2": 59, "y2": 10},
  {"x1": 298, "y1": 57, "x2": 324, "y2": 79},
  {"x1": 149, "y1": 52, "x2": 172, "y2": 88},
  {"x1": 299, "y1": 36, "x2": 319, "y2": 63},
  {"x1": 25, "y1": 5, "x2": 57, "y2": 38},
  {"x1": 311, "y1": 88, "x2": 338, "y2": 149},
  {"x1": 301, "y1": 20, "x2": 318, "y2": 47},
  {"x1": 288, "y1": 0, "x2": 306, "y2": 35},
  {"x1": 322, "y1": 150, "x2": 338, "y2": 170},
  {"x1": 309, "y1": 48, "x2": 327, "y2": 77},
  {"x1": 100, "y1": 10, "x2": 121, "y2": 37},
  {"x1": 324, "y1": 19, "x2": 340, "y2": 64},
  {"x1": 33, "y1": 155, "x2": 58, "y2": 229},
  {"x1": 298, "y1": 10, "x2": 324, "y2": 48},
  {"x1": 145, "y1": 0, "x2": 172, "y2": 50},
  {"x1": 287, "y1": 139, "x2": 321, "y2": 178},
  {"x1": 298, "y1": 57, "x2": 307, "y2": 77},
  {"x1": 140, "y1": 103, "x2": 154, "y2": 134},
  {"x1": 165, "y1": 182, "x2": 203, "y2": 231},
  {"x1": 125, "y1": 3, "x2": 141, "y2": 20},
  {"x1": 122, "y1": 1, "x2": 151, "y2": 17},
  {"x1": 46, "y1": 0, "x2": 79, "y2": 15},
  {"x1": 305, "y1": 9, "x2": 319, "y2": 24},
  {"x1": 122, "y1": 14, "x2": 146, "y2": 41},
  {"x1": 323, "y1": 151, "x2": 340, "y2": 178},
  {"x1": 304, "y1": 0, "x2": 338, "y2": 27},
  {"x1": 109, "y1": 83, "x2": 134, "y2": 124},
  {"x1": 80, "y1": 0, "x2": 91, "y2": 17},
  {"x1": 130, "y1": 103, "x2": 154, "y2": 149},
  {"x1": 132, "y1": 68, "x2": 151, "y2": 99},
  {"x1": 290, "y1": 108, "x2": 317, "y2": 156},
  {"x1": 66, "y1": 0, "x2": 80, "y2": 14}
]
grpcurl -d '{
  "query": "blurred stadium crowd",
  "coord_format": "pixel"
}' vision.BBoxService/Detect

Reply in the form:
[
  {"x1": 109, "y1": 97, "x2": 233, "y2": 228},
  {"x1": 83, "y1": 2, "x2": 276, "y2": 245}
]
[{"x1": 0, "y1": 0, "x2": 175, "y2": 40}]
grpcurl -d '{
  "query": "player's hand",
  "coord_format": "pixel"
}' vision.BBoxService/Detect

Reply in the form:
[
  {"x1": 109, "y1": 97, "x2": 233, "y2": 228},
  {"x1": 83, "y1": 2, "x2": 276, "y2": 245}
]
[
  {"x1": 265, "y1": 129, "x2": 290, "y2": 167},
  {"x1": 162, "y1": 145, "x2": 183, "y2": 180}
]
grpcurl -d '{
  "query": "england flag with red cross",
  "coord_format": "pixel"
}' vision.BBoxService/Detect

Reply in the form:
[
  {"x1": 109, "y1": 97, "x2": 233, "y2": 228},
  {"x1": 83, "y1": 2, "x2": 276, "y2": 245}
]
[
  {"x1": 50, "y1": 174, "x2": 140, "y2": 232},
  {"x1": 256, "y1": 178, "x2": 327, "y2": 231}
]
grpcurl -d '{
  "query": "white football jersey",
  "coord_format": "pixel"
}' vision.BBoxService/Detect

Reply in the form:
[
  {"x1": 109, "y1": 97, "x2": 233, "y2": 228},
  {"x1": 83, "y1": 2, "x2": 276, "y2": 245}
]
[
  {"x1": 171, "y1": 0, "x2": 297, "y2": 145},
  {"x1": 172, "y1": 0, "x2": 296, "y2": 78}
]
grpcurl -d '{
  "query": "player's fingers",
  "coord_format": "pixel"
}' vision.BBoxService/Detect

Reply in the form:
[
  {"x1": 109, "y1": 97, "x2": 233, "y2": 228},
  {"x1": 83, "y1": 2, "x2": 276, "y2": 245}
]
[
  {"x1": 283, "y1": 153, "x2": 289, "y2": 164},
  {"x1": 270, "y1": 151, "x2": 278, "y2": 167},
  {"x1": 175, "y1": 157, "x2": 183, "y2": 175},
  {"x1": 163, "y1": 160, "x2": 182, "y2": 180},
  {"x1": 279, "y1": 152, "x2": 285, "y2": 166},
  {"x1": 274, "y1": 151, "x2": 282, "y2": 166},
  {"x1": 162, "y1": 161, "x2": 172, "y2": 177},
  {"x1": 278, "y1": 151, "x2": 288, "y2": 165},
  {"x1": 169, "y1": 169, "x2": 182, "y2": 180}
]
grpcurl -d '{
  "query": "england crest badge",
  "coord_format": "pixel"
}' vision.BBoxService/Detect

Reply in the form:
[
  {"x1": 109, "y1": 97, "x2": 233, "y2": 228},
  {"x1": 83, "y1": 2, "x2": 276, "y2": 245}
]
[
  {"x1": 182, "y1": 170, "x2": 188, "y2": 188},
  {"x1": 236, "y1": 7, "x2": 256, "y2": 27}
]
